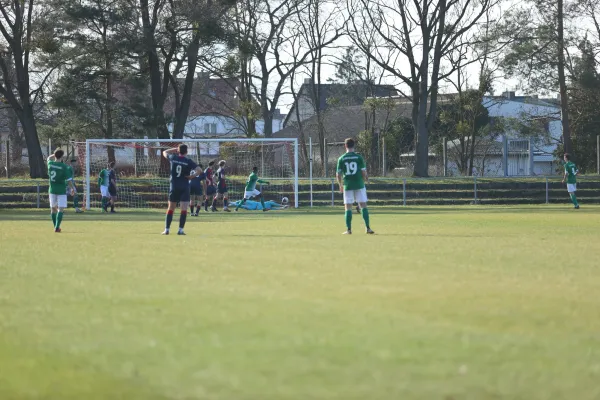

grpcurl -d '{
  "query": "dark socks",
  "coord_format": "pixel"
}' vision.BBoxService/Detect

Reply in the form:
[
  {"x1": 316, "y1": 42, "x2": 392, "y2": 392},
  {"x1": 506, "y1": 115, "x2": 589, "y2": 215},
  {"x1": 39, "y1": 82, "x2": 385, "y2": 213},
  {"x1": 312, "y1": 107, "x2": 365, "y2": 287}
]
[
  {"x1": 211, "y1": 198, "x2": 217, "y2": 209},
  {"x1": 165, "y1": 210, "x2": 174, "y2": 230},
  {"x1": 110, "y1": 203, "x2": 115, "y2": 212},
  {"x1": 362, "y1": 207, "x2": 370, "y2": 229},
  {"x1": 345, "y1": 210, "x2": 352, "y2": 231},
  {"x1": 570, "y1": 193, "x2": 579, "y2": 206},
  {"x1": 51, "y1": 212, "x2": 57, "y2": 226},
  {"x1": 179, "y1": 210, "x2": 187, "y2": 229},
  {"x1": 260, "y1": 196, "x2": 265, "y2": 209},
  {"x1": 55, "y1": 211, "x2": 63, "y2": 229}
]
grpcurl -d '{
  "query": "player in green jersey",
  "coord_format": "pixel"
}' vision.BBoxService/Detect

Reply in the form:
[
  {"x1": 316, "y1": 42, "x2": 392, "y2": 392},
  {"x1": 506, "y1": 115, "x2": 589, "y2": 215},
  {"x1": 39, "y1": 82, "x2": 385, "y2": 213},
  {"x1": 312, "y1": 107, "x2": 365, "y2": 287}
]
[
  {"x1": 65, "y1": 159, "x2": 82, "y2": 213},
  {"x1": 235, "y1": 166, "x2": 270, "y2": 212},
  {"x1": 562, "y1": 153, "x2": 580, "y2": 209},
  {"x1": 98, "y1": 162, "x2": 113, "y2": 212},
  {"x1": 48, "y1": 149, "x2": 75, "y2": 233},
  {"x1": 336, "y1": 138, "x2": 374, "y2": 235}
]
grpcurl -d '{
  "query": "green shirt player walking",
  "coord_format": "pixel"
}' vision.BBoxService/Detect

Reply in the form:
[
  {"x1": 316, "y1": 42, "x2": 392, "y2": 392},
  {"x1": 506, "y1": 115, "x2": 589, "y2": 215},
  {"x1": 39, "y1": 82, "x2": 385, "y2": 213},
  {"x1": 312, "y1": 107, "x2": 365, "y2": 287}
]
[
  {"x1": 48, "y1": 149, "x2": 74, "y2": 233},
  {"x1": 562, "y1": 153, "x2": 580, "y2": 209},
  {"x1": 336, "y1": 138, "x2": 374, "y2": 235},
  {"x1": 98, "y1": 163, "x2": 113, "y2": 212},
  {"x1": 235, "y1": 167, "x2": 270, "y2": 212}
]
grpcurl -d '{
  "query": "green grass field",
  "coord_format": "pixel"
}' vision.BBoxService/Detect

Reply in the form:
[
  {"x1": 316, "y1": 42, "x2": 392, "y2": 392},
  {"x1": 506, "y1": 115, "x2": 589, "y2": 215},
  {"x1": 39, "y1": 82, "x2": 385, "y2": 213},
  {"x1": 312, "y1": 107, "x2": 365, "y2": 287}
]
[{"x1": 1, "y1": 206, "x2": 600, "y2": 400}]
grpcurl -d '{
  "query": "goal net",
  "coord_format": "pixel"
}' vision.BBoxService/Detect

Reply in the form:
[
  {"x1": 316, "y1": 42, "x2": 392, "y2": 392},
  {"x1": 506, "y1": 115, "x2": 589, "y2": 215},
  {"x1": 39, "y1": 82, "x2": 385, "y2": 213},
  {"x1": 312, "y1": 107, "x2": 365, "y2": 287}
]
[{"x1": 76, "y1": 139, "x2": 299, "y2": 210}]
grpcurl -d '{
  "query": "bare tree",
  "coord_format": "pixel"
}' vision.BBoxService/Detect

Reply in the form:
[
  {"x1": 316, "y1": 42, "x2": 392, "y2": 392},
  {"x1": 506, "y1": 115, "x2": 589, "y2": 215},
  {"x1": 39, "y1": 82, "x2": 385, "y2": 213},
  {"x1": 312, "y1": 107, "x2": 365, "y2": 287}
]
[
  {"x1": 346, "y1": 0, "x2": 498, "y2": 176},
  {"x1": 0, "y1": 0, "x2": 56, "y2": 177}
]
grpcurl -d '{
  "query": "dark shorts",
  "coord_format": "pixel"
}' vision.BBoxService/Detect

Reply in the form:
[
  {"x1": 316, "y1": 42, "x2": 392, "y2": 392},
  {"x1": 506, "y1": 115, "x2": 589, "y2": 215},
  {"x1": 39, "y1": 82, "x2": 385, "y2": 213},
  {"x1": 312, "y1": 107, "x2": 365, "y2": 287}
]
[
  {"x1": 217, "y1": 184, "x2": 228, "y2": 194},
  {"x1": 109, "y1": 185, "x2": 117, "y2": 197},
  {"x1": 169, "y1": 186, "x2": 191, "y2": 203},
  {"x1": 206, "y1": 185, "x2": 216, "y2": 196},
  {"x1": 190, "y1": 185, "x2": 203, "y2": 196}
]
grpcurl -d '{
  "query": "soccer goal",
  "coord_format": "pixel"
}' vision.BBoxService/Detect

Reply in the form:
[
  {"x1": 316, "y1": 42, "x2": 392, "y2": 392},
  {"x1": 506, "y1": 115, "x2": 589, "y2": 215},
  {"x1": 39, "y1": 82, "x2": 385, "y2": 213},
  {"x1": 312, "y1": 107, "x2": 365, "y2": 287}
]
[{"x1": 76, "y1": 138, "x2": 299, "y2": 210}]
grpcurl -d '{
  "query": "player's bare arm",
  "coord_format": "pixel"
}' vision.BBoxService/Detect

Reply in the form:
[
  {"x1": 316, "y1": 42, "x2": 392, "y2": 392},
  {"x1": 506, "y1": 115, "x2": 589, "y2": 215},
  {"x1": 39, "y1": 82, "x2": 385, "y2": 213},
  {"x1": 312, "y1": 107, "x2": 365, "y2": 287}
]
[
  {"x1": 186, "y1": 166, "x2": 203, "y2": 180},
  {"x1": 162, "y1": 147, "x2": 178, "y2": 159},
  {"x1": 48, "y1": 154, "x2": 56, "y2": 162},
  {"x1": 362, "y1": 169, "x2": 369, "y2": 184},
  {"x1": 336, "y1": 172, "x2": 343, "y2": 193}
]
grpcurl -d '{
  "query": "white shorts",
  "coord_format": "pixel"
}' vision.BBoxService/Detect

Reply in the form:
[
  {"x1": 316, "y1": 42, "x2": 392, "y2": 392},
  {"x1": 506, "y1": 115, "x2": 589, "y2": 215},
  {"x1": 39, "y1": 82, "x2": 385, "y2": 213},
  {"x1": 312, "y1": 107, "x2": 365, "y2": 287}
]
[
  {"x1": 244, "y1": 189, "x2": 261, "y2": 199},
  {"x1": 343, "y1": 188, "x2": 368, "y2": 204},
  {"x1": 49, "y1": 194, "x2": 67, "y2": 209},
  {"x1": 567, "y1": 183, "x2": 577, "y2": 192},
  {"x1": 100, "y1": 185, "x2": 110, "y2": 197}
]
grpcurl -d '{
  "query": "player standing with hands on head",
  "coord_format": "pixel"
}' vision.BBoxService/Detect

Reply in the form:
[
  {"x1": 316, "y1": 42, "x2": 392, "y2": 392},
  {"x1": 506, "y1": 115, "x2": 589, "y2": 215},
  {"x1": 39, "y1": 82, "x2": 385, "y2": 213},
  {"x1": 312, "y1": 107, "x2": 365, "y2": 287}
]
[
  {"x1": 336, "y1": 138, "x2": 374, "y2": 235},
  {"x1": 235, "y1": 166, "x2": 270, "y2": 212},
  {"x1": 562, "y1": 153, "x2": 580, "y2": 209},
  {"x1": 189, "y1": 163, "x2": 207, "y2": 216},
  {"x1": 204, "y1": 161, "x2": 217, "y2": 212},
  {"x1": 48, "y1": 149, "x2": 75, "y2": 233},
  {"x1": 162, "y1": 144, "x2": 202, "y2": 235}
]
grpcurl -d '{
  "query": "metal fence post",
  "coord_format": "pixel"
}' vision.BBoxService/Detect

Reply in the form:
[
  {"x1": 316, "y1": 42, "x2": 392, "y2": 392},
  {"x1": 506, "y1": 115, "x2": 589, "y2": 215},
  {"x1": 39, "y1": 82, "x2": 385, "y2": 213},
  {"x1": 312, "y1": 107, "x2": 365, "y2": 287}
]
[
  {"x1": 402, "y1": 179, "x2": 406, "y2": 206},
  {"x1": 382, "y1": 137, "x2": 386, "y2": 177},
  {"x1": 474, "y1": 176, "x2": 478, "y2": 202},
  {"x1": 4, "y1": 140, "x2": 9, "y2": 178},
  {"x1": 309, "y1": 137, "x2": 313, "y2": 208},
  {"x1": 37, "y1": 183, "x2": 40, "y2": 208},
  {"x1": 442, "y1": 137, "x2": 447, "y2": 177},
  {"x1": 331, "y1": 178, "x2": 335, "y2": 206},
  {"x1": 324, "y1": 138, "x2": 328, "y2": 178},
  {"x1": 502, "y1": 135, "x2": 509, "y2": 177},
  {"x1": 545, "y1": 177, "x2": 549, "y2": 204}
]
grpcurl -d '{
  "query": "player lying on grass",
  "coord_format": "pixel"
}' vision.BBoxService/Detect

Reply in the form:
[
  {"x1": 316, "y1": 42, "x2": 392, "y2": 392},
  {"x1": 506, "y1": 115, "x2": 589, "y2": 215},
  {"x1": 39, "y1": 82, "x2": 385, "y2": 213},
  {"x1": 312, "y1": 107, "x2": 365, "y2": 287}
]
[
  {"x1": 48, "y1": 149, "x2": 75, "y2": 233},
  {"x1": 562, "y1": 153, "x2": 580, "y2": 209},
  {"x1": 235, "y1": 166, "x2": 270, "y2": 212},
  {"x1": 231, "y1": 199, "x2": 288, "y2": 211},
  {"x1": 162, "y1": 144, "x2": 202, "y2": 235},
  {"x1": 336, "y1": 138, "x2": 374, "y2": 235}
]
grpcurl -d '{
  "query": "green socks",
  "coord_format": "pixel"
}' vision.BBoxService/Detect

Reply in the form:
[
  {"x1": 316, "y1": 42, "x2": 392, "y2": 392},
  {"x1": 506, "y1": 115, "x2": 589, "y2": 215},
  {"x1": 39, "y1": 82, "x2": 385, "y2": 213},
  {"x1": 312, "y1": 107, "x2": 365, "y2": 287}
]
[
  {"x1": 55, "y1": 212, "x2": 63, "y2": 229},
  {"x1": 345, "y1": 210, "x2": 352, "y2": 231},
  {"x1": 51, "y1": 213, "x2": 57, "y2": 226},
  {"x1": 73, "y1": 195, "x2": 79, "y2": 208},
  {"x1": 260, "y1": 196, "x2": 266, "y2": 209},
  {"x1": 570, "y1": 194, "x2": 579, "y2": 206},
  {"x1": 362, "y1": 207, "x2": 370, "y2": 229}
]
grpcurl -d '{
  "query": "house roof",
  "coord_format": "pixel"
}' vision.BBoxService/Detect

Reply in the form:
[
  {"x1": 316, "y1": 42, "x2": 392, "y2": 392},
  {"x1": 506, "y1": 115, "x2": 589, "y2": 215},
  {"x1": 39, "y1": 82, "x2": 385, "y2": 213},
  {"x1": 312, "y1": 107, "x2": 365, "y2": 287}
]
[
  {"x1": 284, "y1": 83, "x2": 399, "y2": 127},
  {"x1": 163, "y1": 76, "x2": 243, "y2": 118},
  {"x1": 275, "y1": 103, "x2": 413, "y2": 142}
]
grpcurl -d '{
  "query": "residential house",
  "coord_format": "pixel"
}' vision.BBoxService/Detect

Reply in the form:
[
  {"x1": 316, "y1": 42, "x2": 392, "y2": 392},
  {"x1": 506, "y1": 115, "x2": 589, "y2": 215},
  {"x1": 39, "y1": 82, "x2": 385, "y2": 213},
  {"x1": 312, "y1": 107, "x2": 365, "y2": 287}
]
[{"x1": 284, "y1": 80, "x2": 398, "y2": 127}]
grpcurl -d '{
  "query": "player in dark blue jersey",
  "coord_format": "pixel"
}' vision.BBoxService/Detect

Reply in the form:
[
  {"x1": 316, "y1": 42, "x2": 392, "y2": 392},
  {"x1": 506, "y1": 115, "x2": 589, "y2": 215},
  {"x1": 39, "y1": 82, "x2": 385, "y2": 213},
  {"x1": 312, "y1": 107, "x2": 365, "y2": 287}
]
[
  {"x1": 210, "y1": 160, "x2": 230, "y2": 212},
  {"x1": 189, "y1": 164, "x2": 207, "y2": 216},
  {"x1": 162, "y1": 144, "x2": 202, "y2": 235},
  {"x1": 204, "y1": 160, "x2": 217, "y2": 212}
]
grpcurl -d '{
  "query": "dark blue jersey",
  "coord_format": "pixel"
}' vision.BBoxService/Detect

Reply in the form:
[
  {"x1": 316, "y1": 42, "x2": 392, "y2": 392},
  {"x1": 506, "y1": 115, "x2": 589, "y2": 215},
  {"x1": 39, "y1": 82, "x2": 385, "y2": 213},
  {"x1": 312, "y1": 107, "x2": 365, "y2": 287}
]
[
  {"x1": 189, "y1": 172, "x2": 206, "y2": 189},
  {"x1": 108, "y1": 169, "x2": 117, "y2": 187},
  {"x1": 216, "y1": 167, "x2": 226, "y2": 187},
  {"x1": 168, "y1": 154, "x2": 197, "y2": 188},
  {"x1": 204, "y1": 167, "x2": 215, "y2": 186}
]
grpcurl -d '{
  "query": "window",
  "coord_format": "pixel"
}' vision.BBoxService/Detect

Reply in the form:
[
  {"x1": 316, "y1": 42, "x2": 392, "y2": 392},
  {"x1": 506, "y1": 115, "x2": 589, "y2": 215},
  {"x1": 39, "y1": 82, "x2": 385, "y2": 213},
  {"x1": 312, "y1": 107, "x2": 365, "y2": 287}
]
[{"x1": 204, "y1": 123, "x2": 217, "y2": 135}]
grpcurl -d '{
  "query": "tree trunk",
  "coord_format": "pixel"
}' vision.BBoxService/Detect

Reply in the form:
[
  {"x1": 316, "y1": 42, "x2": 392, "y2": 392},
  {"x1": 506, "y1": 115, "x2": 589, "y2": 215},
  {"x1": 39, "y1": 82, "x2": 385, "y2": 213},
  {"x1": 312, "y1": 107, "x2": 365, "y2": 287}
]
[
  {"x1": 172, "y1": 34, "x2": 202, "y2": 139},
  {"x1": 20, "y1": 106, "x2": 46, "y2": 178},
  {"x1": 105, "y1": 54, "x2": 115, "y2": 164},
  {"x1": 7, "y1": 108, "x2": 21, "y2": 163},
  {"x1": 557, "y1": 0, "x2": 572, "y2": 154}
]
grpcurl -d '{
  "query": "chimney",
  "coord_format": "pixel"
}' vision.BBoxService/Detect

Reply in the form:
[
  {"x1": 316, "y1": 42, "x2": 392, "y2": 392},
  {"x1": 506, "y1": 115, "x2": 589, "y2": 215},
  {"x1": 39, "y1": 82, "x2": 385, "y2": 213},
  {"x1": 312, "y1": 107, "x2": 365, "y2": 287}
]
[{"x1": 502, "y1": 91, "x2": 516, "y2": 100}]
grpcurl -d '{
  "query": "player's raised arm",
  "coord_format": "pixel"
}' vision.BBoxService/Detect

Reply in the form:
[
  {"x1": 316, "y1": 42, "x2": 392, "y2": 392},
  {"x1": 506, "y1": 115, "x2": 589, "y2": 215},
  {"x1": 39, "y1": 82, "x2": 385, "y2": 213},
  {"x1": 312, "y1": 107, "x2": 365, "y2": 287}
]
[
  {"x1": 48, "y1": 154, "x2": 56, "y2": 162},
  {"x1": 162, "y1": 147, "x2": 178, "y2": 159}
]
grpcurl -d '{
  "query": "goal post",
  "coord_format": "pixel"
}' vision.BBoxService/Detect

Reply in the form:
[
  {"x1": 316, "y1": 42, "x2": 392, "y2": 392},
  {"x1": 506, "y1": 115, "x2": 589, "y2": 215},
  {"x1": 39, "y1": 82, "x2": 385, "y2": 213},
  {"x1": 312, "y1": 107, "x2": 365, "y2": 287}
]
[{"x1": 77, "y1": 138, "x2": 299, "y2": 210}]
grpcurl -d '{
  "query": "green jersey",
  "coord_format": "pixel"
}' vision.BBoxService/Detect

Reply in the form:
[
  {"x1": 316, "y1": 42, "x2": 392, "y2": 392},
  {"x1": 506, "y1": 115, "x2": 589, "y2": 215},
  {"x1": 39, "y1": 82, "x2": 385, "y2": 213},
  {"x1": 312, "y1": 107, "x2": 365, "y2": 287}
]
[
  {"x1": 98, "y1": 169, "x2": 110, "y2": 187},
  {"x1": 336, "y1": 152, "x2": 366, "y2": 190},
  {"x1": 564, "y1": 161, "x2": 578, "y2": 184},
  {"x1": 65, "y1": 165, "x2": 74, "y2": 181},
  {"x1": 48, "y1": 160, "x2": 69, "y2": 195},
  {"x1": 245, "y1": 172, "x2": 268, "y2": 191}
]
